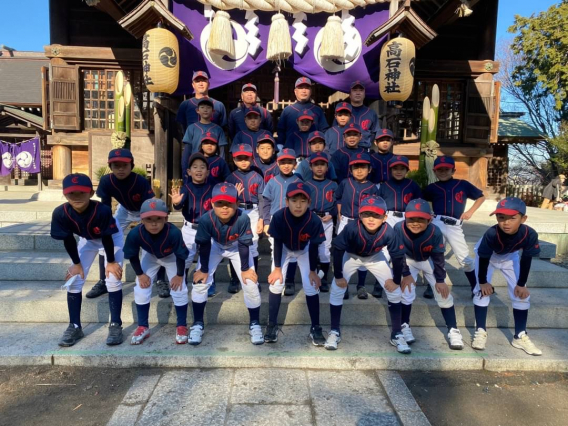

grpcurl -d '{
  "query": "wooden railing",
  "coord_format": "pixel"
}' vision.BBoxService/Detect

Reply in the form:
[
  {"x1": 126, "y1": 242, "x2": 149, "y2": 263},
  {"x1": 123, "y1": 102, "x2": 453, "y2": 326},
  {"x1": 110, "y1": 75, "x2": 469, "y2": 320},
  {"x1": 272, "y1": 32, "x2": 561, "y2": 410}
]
[{"x1": 506, "y1": 184, "x2": 544, "y2": 207}]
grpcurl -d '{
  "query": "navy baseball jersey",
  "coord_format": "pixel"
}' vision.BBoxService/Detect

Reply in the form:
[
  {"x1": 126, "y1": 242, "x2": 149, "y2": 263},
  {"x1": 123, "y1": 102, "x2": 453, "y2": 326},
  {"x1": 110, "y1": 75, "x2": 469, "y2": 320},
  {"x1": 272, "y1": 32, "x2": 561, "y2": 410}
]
[
  {"x1": 196, "y1": 209, "x2": 253, "y2": 246},
  {"x1": 228, "y1": 105, "x2": 273, "y2": 139},
  {"x1": 347, "y1": 105, "x2": 380, "y2": 149},
  {"x1": 51, "y1": 201, "x2": 118, "y2": 241},
  {"x1": 336, "y1": 178, "x2": 381, "y2": 218},
  {"x1": 294, "y1": 157, "x2": 338, "y2": 181},
  {"x1": 206, "y1": 155, "x2": 231, "y2": 184},
  {"x1": 181, "y1": 123, "x2": 227, "y2": 172},
  {"x1": 423, "y1": 179, "x2": 484, "y2": 219},
  {"x1": 230, "y1": 129, "x2": 272, "y2": 153},
  {"x1": 305, "y1": 177, "x2": 338, "y2": 215},
  {"x1": 262, "y1": 173, "x2": 303, "y2": 221},
  {"x1": 324, "y1": 125, "x2": 349, "y2": 155},
  {"x1": 174, "y1": 181, "x2": 214, "y2": 223},
  {"x1": 252, "y1": 156, "x2": 279, "y2": 183},
  {"x1": 176, "y1": 97, "x2": 227, "y2": 130},
  {"x1": 395, "y1": 221, "x2": 445, "y2": 261},
  {"x1": 96, "y1": 173, "x2": 154, "y2": 211},
  {"x1": 334, "y1": 220, "x2": 404, "y2": 258},
  {"x1": 284, "y1": 130, "x2": 311, "y2": 157},
  {"x1": 268, "y1": 208, "x2": 325, "y2": 251},
  {"x1": 371, "y1": 151, "x2": 394, "y2": 183},
  {"x1": 123, "y1": 223, "x2": 189, "y2": 260},
  {"x1": 477, "y1": 224, "x2": 541, "y2": 258},
  {"x1": 377, "y1": 178, "x2": 422, "y2": 212},
  {"x1": 277, "y1": 102, "x2": 329, "y2": 146},
  {"x1": 226, "y1": 169, "x2": 265, "y2": 204},
  {"x1": 330, "y1": 146, "x2": 366, "y2": 182}
]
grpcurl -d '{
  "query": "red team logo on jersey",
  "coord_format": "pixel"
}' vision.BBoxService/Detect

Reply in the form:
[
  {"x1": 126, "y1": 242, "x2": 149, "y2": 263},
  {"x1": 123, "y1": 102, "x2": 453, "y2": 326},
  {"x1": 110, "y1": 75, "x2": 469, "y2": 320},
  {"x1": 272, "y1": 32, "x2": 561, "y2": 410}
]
[
  {"x1": 211, "y1": 166, "x2": 219, "y2": 177},
  {"x1": 360, "y1": 193, "x2": 370, "y2": 202},
  {"x1": 164, "y1": 247, "x2": 172, "y2": 253},
  {"x1": 132, "y1": 194, "x2": 141, "y2": 202},
  {"x1": 455, "y1": 191, "x2": 464, "y2": 203},
  {"x1": 204, "y1": 199, "x2": 212, "y2": 210},
  {"x1": 249, "y1": 183, "x2": 259, "y2": 196},
  {"x1": 265, "y1": 173, "x2": 274, "y2": 183},
  {"x1": 325, "y1": 190, "x2": 334, "y2": 203},
  {"x1": 423, "y1": 245, "x2": 433, "y2": 253},
  {"x1": 228, "y1": 233, "x2": 240, "y2": 241},
  {"x1": 93, "y1": 227, "x2": 101, "y2": 234},
  {"x1": 361, "y1": 119, "x2": 371, "y2": 130},
  {"x1": 300, "y1": 233, "x2": 311, "y2": 242},
  {"x1": 403, "y1": 193, "x2": 413, "y2": 204},
  {"x1": 399, "y1": 244, "x2": 404, "y2": 249},
  {"x1": 71, "y1": 177, "x2": 79, "y2": 184}
]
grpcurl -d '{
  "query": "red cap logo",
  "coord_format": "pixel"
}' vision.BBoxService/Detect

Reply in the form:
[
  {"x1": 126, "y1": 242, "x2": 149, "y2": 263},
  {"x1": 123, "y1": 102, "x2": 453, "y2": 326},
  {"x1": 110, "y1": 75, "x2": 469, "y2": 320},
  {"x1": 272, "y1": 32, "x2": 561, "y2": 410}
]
[
  {"x1": 440, "y1": 157, "x2": 446, "y2": 163},
  {"x1": 397, "y1": 156, "x2": 402, "y2": 160},
  {"x1": 342, "y1": 102, "x2": 347, "y2": 107},
  {"x1": 239, "y1": 145, "x2": 245, "y2": 151},
  {"x1": 350, "y1": 124, "x2": 355, "y2": 128},
  {"x1": 415, "y1": 202, "x2": 421, "y2": 210},
  {"x1": 500, "y1": 200, "x2": 506, "y2": 207},
  {"x1": 383, "y1": 129, "x2": 388, "y2": 134},
  {"x1": 220, "y1": 185, "x2": 227, "y2": 193},
  {"x1": 356, "y1": 153, "x2": 362, "y2": 159},
  {"x1": 71, "y1": 177, "x2": 79, "y2": 184},
  {"x1": 206, "y1": 132, "x2": 211, "y2": 137},
  {"x1": 297, "y1": 182, "x2": 303, "y2": 188},
  {"x1": 149, "y1": 201, "x2": 156, "y2": 209},
  {"x1": 367, "y1": 198, "x2": 375, "y2": 204},
  {"x1": 115, "y1": 150, "x2": 121, "y2": 155}
]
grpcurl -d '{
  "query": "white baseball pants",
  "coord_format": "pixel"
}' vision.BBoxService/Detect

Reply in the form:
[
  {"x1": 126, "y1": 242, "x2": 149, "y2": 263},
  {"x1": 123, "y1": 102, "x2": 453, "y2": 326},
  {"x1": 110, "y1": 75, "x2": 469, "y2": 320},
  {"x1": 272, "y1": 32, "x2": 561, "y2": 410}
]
[
  {"x1": 432, "y1": 216, "x2": 475, "y2": 272},
  {"x1": 269, "y1": 243, "x2": 319, "y2": 297},
  {"x1": 406, "y1": 257, "x2": 453, "y2": 308}
]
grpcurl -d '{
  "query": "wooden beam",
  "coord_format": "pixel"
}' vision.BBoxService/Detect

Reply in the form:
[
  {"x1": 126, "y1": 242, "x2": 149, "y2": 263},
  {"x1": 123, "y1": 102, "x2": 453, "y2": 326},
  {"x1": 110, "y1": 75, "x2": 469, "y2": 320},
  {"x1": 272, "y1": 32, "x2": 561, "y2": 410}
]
[
  {"x1": 44, "y1": 45, "x2": 141, "y2": 62},
  {"x1": 95, "y1": 0, "x2": 126, "y2": 22},
  {"x1": 416, "y1": 59, "x2": 500, "y2": 76}
]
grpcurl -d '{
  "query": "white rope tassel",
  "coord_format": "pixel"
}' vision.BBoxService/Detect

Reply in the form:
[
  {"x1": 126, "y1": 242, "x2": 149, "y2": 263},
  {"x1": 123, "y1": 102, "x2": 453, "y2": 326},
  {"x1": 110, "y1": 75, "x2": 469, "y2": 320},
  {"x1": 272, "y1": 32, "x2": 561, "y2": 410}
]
[
  {"x1": 267, "y1": 13, "x2": 292, "y2": 61},
  {"x1": 208, "y1": 10, "x2": 235, "y2": 57},
  {"x1": 320, "y1": 15, "x2": 344, "y2": 60}
]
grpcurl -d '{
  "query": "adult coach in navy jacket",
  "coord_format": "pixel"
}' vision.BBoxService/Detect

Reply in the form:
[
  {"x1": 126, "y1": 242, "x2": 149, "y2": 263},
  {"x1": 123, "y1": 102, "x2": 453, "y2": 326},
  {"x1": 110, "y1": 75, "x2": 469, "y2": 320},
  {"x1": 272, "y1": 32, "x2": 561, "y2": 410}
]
[{"x1": 228, "y1": 83, "x2": 273, "y2": 139}]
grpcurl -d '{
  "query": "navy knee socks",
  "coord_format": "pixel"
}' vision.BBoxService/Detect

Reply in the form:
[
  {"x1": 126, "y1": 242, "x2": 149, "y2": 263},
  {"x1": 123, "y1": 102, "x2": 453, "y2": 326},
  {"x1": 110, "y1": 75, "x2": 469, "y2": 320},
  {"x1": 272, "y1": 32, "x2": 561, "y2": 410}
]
[
  {"x1": 67, "y1": 292, "x2": 82, "y2": 328},
  {"x1": 305, "y1": 294, "x2": 320, "y2": 327},
  {"x1": 248, "y1": 306, "x2": 260, "y2": 326},
  {"x1": 175, "y1": 304, "x2": 188, "y2": 327},
  {"x1": 401, "y1": 303, "x2": 412, "y2": 325},
  {"x1": 136, "y1": 303, "x2": 150, "y2": 328},
  {"x1": 388, "y1": 302, "x2": 402, "y2": 338},
  {"x1": 357, "y1": 270, "x2": 367, "y2": 288},
  {"x1": 268, "y1": 292, "x2": 282, "y2": 325},
  {"x1": 286, "y1": 262, "x2": 297, "y2": 282},
  {"x1": 330, "y1": 304, "x2": 342, "y2": 333},
  {"x1": 441, "y1": 306, "x2": 458, "y2": 330},
  {"x1": 192, "y1": 301, "x2": 206, "y2": 325},
  {"x1": 98, "y1": 255, "x2": 105, "y2": 281},
  {"x1": 474, "y1": 305, "x2": 488, "y2": 330},
  {"x1": 108, "y1": 290, "x2": 122, "y2": 325},
  {"x1": 513, "y1": 308, "x2": 528, "y2": 338}
]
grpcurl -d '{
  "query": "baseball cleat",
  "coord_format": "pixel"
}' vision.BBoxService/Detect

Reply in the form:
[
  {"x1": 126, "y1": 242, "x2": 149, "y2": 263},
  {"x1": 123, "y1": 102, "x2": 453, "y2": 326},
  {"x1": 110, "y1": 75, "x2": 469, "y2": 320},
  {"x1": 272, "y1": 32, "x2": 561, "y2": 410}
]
[
  {"x1": 324, "y1": 330, "x2": 341, "y2": 350},
  {"x1": 319, "y1": 278, "x2": 329, "y2": 292},
  {"x1": 343, "y1": 289, "x2": 350, "y2": 300},
  {"x1": 58, "y1": 324, "x2": 84, "y2": 347},
  {"x1": 249, "y1": 324, "x2": 265, "y2": 345},
  {"x1": 188, "y1": 324, "x2": 204, "y2": 345},
  {"x1": 448, "y1": 328, "x2": 464, "y2": 350},
  {"x1": 156, "y1": 280, "x2": 170, "y2": 298},
  {"x1": 227, "y1": 280, "x2": 240, "y2": 294},
  {"x1": 86, "y1": 279, "x2": 107, "y2": 299},
  {"x1": 207, "y1": 282, "x2": 217, "y2": 297},
  {"x1": 357, "y1": 286, "x2": 369, "y2": 299},
  {"x1": 131, "y1": 326, "x2": 150, "y2": 345},
  {"x1": 284, "y1": 281, "x2": 295, "y2": 296},
  {"x1": 106, "y1": 322, "x2": 124, "y2": 346},
  {"x1": 372, "y1": 282, "x2": 383, "y2": 298},
  {"x1": 471, "y1": 328, "x2": 487, "y2": 350},
  {"x1": 401, "y1": 323, "x2": 416, "y2": 344},
  {"x1": 264, "y1": 324, "x2": 279, "y2": 343},
  {"x1": 390, "y1": 333, "x2": 411, "y2": 354},
  {"x1": 423, "y1": 285, "x2": 434, "y2": 299},
  {"x1": 511, "y1": 332, "x2": 542, "y2": 356},
  {"x1": 176, "y1": 326, "x2": 188, "y2": 344},
  {"x1": 310, "y1": 325, "x2": 326, "y2": 346}
]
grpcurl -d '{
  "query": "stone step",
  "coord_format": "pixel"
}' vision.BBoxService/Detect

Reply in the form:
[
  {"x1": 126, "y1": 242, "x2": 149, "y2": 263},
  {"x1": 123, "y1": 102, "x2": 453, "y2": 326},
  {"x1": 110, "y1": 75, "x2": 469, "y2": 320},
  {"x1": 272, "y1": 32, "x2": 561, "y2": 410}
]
[{"x1": 1, "y1": 281, "x2": 567, "y2": 329}]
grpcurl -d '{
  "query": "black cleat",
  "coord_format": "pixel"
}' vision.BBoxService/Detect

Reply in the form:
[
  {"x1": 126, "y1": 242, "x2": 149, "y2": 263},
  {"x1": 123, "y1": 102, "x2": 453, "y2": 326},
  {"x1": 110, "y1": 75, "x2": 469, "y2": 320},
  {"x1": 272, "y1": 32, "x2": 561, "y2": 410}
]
[
  {"x1": 58, "y1": 324, "x2": 84, "y2": 347},
  {"x1": 423, "y1": 285, "x2": 434, "y2": 299},
  {"x1": 264, "y1": 324, "x2": 279, "y2": 343},
  {"x1": 156, "y1": 280, "x2": 171, "y2": 298},
  {"x1": 284, "y1": 281, "x2": 295, "y2": 296},
  {"x1": 310, "y1": 325, "x2": 326, "y2": 346},
  {"x1": 228, "y1": 280, "x2": 240, "y2": 294},
  {"x1": 372, "y1": 283, "x2": 383, "y2": 298},
  {"x1": 85, "y1": 280, "x2": 107, "y2": 299},
  {"x1": 106, "y1": 322, "x2": 124, "y2": 346},
  {"x1": 343, "y1": 289, "x2": 350, "y2": 300},
  {"x1": 319, "y1": 278, "x2": 329, "y2": 292},
  {"x1": 357, "y1": 286, "x2": 368, "y2": 299}
]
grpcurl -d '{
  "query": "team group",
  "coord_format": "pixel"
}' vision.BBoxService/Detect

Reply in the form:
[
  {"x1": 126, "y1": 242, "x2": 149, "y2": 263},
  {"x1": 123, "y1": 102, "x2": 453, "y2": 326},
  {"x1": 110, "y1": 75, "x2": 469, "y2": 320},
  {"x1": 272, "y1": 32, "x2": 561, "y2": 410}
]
[{"x1": 50, "y1": 72, "x2": 543, "y2": 356}]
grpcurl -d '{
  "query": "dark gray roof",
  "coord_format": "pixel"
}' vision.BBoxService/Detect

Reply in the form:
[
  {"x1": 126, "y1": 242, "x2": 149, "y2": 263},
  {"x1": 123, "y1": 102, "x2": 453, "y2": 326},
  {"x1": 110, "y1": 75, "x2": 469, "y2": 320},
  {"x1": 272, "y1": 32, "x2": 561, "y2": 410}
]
[{"x1": 0, "y1": 58, "x2": 49, "y2": 105}]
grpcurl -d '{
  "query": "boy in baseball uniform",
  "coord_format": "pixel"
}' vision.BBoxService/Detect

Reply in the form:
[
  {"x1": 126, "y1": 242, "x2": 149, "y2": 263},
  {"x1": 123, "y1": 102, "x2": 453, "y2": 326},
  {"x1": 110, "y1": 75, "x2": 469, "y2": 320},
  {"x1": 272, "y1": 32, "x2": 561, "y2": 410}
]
[
  {"x1": 124, "y1": 199, "x2": 190, "y2": 345},
  {"x1": 325, "y1": 195, "x2": 411, "y2": 354},
  {"x1": 422, "y1": 156, "x2": 485, "y2": 298},
  {"x1": 230, "y1": 106, "x2": 272, "y2": 153},
  {"x1": 294, "y1": 130, "x2": 337, "y2": 181},
  {"x1": 330, "y1": 123, "x2": 366, "y2": 183},
  {"x1": 252, "y1": 133, "x2": 279, "y2": 183},
  {"x1": 191, "y1": 183, "x2": 263, "y2": 346},
  {"x1": 471, "y1": 197, "x2": 542, "y2": 355},
  {"x1": 371, "y1": 129, "x2": 395, "y2": 184},
  {"x1": 394, "y1": 199, "x2": 464, "y2": 350},
  {"x1": 325, "y1": 102, "x2": 352, "y2": 155},
  {"x1": 264, "y1": 182, "x2": 326, "y2": 345},
  {"x1": 50, "y1": 174, "x2": 124, "y2": 347}
]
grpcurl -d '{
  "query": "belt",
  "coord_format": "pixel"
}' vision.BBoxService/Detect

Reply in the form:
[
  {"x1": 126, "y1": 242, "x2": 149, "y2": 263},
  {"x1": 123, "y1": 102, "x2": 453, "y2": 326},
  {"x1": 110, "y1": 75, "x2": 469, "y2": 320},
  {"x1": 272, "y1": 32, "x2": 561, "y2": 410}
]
[
  {"x1": 344, "y1": 216, "x2": 355, "y2": 221},
  {"x1": 238, "y1": 203, "x2": 257, "y2": 209},
  {"x1": 435, "y1": 215, "x2": 462, "y2": 226},
  {"x1": 314, "y1": 211, "x2": 330, "y2": 217},
  {"x1": 184, "y1": 221, "x2": 199, "y2": 230},
  {"x1": 388, "y1": 211, "x2": 404, "y2": 218}
]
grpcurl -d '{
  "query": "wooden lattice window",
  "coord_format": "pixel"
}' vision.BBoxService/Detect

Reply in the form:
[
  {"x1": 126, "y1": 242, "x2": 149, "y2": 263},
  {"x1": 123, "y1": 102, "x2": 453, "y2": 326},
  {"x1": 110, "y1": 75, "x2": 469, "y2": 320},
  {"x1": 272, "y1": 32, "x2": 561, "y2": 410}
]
[{"x1": 82, "y1": 69, "x2": 153, "y2": 131}]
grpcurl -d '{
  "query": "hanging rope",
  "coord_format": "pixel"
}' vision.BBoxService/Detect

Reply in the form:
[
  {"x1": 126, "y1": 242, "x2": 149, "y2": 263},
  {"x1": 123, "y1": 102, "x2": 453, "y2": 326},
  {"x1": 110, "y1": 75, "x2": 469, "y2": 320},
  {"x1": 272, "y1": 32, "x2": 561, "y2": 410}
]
[{"x1": 196, "y1": 0, "x2": 396, "y2": 14}]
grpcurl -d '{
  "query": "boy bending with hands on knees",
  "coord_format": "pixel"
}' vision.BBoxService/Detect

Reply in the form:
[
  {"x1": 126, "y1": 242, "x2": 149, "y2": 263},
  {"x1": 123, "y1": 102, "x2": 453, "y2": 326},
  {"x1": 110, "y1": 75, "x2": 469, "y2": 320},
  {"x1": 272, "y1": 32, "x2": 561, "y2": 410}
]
[
  {"x1": 471, "y1": 197, "x2": 542, "y2": 356},
  {"x1": 191, "y1": 183, "x2": 263, "y2": 346}
]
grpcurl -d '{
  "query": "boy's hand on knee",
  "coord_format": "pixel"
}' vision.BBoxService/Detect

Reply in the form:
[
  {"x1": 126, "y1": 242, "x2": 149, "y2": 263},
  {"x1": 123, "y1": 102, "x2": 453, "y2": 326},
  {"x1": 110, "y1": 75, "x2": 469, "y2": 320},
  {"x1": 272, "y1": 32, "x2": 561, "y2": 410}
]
[
  {"x1": 384, "y1": 279, "x2": 398, "y2": 292},
  {"x1": 335, "y1": 278, "x2": 348, "y2": 288},
  {"x1": 170, "y1": 275, "x2": 183, "y2": 291},
  {"x1": 193, "y1": 270, "x2": 209, "y2": 284},
  {"x1": 322, "y1": 214, "x2": 333, "y2": 222},
  {"x1": 138, "y1": 274, "x2": 151, "y2": 288},
  {"x1": 268, "y1": 268, "x2": 283, "y2": 285},
  {"x1": 66, "y1": 263, "x2": 84, "y2": 280},
  {"x1": 263, "y1": 225, "x2": 270, "y2": 237},
  {"x1": 435, "y1": 282, "x2": 449, "y2": 299},
  {"x1": 106, "y1": 262, "x2": 123, "y2": 280},
  {"x1": 401, "y1": 275, "x2": 415, "y2": 293},
  {"x1": 309, "y1": 271, "x2": 321, "y2": 288},
  {"x1": 514, "y1": 285, "x2": 530, "y2": 299},
  {"x1": 241, "y1": 268, "x2": 258, "y2": 284},
  {"x1": 480, "y1": 283, "x2": 494, "y2": 296},
  {"x1": 256, "y1": 219, "x2": 264, "y2": 235}
]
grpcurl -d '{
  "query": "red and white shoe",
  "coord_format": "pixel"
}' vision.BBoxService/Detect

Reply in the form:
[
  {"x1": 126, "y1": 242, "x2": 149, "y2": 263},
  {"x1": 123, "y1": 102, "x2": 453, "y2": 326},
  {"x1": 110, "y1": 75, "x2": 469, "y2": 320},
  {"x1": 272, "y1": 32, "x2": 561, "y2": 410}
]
[
  {"x1": 131, "y1": 326, "x2": 150, "y2": 345},
  {"x1": 176, "y1": 326, "x2": 189, "y2": 344}
]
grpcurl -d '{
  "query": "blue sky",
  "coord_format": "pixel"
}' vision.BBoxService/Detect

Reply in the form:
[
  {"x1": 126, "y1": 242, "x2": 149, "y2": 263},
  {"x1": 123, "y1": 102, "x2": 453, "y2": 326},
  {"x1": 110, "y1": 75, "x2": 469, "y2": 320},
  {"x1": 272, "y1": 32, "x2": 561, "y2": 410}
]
[{"x1": 0, "y1": 0, "x2": 560, "y2": 51}]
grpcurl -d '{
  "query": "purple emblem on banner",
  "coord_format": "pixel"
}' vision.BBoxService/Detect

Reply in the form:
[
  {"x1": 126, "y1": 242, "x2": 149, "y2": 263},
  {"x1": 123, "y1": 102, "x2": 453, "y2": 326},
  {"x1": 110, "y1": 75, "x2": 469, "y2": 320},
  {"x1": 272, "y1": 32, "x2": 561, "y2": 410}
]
[
  {"x1": 16, "y1": 138, "x2": 41, "y2": 173},
  {"x1": 172, "y1": 1, "x2": 389, "y2": 98}
]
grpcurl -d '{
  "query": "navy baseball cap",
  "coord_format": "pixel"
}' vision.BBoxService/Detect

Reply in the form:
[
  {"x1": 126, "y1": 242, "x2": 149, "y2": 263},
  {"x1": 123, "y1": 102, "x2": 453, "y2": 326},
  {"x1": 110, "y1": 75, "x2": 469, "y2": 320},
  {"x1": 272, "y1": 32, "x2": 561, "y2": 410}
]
[
  {"x1": 188, "y1": 153, "x2": 208, "y2": 169},
  {"x1": 63, "y1": 173, "x2": 93, "y2": 195},
  {"x1": 244, "y1": 106, "x2": 261, "y2": 117},
  {"x1": 108, "y1": 148, "x2": 133, "y2": 163},
  {"x1": 389, "y1": 155, "x2": 410, "y2": 169},
  {"x1": 344, "y1": 123, "x2": 362, "y2": 135},
  {"x1": 491, "y1": 197, "x2": 527, "y2": 216},
  {"x1": 232, "y1": 143, "x2": 254, "y2": 157},
  {"x1": 286, "y1": 181, "x2": 311, "y2": 199},
  {"x1": 308, "y1": 130, "x2": 325, "y2": 143},
  {"x1": 278, "y1": 148, "x2": 296, "y2": 161},
  {"x1": 212, "y1": 182, "x2": 238, "y2": 204},
  {"x1": 309, "y1": 151, "x2": 329, "y2": 164},
  {"x1": 375, "y1": 129, "x2": 394, "y2": 140},
  {"x1": 192, "y1": 70, "x2": 209, "y2": 81},
  {"x1": 295, "y1": 76, "x2": 312, "y2": 88},
  {"x1": 349, "y1": 152, "x2": 371, "y2": 166},
  {"x1": 405, "y1": 199, "x2": 432, "y2": 219},
  {"x1": 360, "y1": 195, "x2": 387, "y2": 216},
  {"x1": 197, "y1": 97, "x2": 214, "y2": 107},
  {"x1": 200, "y1": 132, "x2": 218, "y2": 144},
  {"x1": 242, "y1": 83, "x2": 257, "y2": 92},
  {"x1": 257, "y1": 133, "x2": 276, "y2": 146},
  {"x1": 433, "y1": 156, "x2": 455, "y2": 170},
  {"x1": 140, "y1": 198, "x2": 168, "y2": 219},
  {"x1": 350, "y1": 80, "x2": 365, "y2": 89},
  {"x1": 298, "y1": 109, "x2": 315, "y2": 121},
  {"x1": 335, "y1": 102, "x2": 352, "y2": 114}
]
